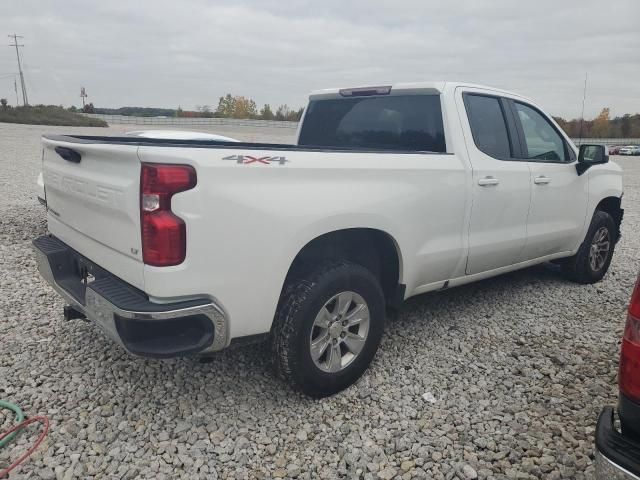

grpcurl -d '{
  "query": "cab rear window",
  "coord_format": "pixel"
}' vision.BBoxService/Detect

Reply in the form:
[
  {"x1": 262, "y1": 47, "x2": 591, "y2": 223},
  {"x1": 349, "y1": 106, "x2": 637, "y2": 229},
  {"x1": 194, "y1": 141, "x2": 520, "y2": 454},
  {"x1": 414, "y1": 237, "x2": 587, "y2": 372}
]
[{"x1": 298, "y1": 95, "x2": 446, "y2": 152}]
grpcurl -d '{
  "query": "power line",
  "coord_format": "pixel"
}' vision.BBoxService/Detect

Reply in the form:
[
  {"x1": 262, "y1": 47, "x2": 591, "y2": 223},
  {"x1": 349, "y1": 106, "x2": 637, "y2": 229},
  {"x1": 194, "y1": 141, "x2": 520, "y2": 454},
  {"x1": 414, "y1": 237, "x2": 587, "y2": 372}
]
[{"x1": 8, "y1": 34, "x2": 28, "y2": 106}]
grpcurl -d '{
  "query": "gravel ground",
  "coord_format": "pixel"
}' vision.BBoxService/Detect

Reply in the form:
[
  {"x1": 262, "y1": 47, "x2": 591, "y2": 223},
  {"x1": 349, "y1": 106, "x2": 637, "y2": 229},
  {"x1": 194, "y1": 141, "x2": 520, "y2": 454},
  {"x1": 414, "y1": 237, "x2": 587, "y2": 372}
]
[{"x1": 1, "y1": 122, "x2": 639, "y2": 479}]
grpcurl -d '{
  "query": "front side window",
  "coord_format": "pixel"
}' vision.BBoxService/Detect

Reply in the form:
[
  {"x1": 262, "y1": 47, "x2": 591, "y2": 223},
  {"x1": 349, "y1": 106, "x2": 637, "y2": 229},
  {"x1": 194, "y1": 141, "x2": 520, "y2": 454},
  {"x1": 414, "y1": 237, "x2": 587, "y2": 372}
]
[
  {"x1": 298, "y1": 95, "x2": 446, "y2": 152},
  {"x1": 464, "y1": 94, "x2": 512, "y2": 159},
  {"x1": 514, "y1": 102, "x2": 567, "y2": 162}
]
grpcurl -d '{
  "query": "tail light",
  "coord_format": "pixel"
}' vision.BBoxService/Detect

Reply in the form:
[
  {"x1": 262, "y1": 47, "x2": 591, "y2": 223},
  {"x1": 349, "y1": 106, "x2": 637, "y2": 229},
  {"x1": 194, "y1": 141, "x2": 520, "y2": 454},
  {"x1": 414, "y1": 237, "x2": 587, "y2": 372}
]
[
  {"x1": 140, "y1": 163, "x2": 196, "y2": 266},
  {"x1": 620, "y1": 275, "x2": 640, "y2": 401}
]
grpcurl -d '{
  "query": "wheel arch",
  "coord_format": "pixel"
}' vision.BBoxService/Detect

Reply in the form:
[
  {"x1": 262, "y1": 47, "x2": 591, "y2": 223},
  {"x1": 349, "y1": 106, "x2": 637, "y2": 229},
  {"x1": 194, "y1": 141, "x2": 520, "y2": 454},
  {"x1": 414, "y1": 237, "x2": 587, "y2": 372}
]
[
  {"x1": 595, "y1": 195, "x2": 623, "y2": 240},
  {"x1": 282, "y1": 228, "x2": 404, "y2": 309}
]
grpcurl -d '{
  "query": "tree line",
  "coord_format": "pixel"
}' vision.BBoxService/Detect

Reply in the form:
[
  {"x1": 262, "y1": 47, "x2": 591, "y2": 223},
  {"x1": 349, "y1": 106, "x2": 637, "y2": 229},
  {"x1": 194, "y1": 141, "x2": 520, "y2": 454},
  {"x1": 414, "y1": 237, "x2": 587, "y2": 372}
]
[
  {"x1": 179, "y1": 94, "x2": 304, "y2": 121},
  {"x1": 89, "y1": 106, "x2": 175, "y2": 117},
  {"x1": 553, "y1": 108, "x2": 640, "y2": 139},
  {"x1": 4, "y1": 96, "x2": 638, "y2": 136},
  {"x1": 0, "y1": 102, "x2": 107, "y2": 127},
  {"x1": 63, "y1": 94, "x2": 305, "y2": 121}
]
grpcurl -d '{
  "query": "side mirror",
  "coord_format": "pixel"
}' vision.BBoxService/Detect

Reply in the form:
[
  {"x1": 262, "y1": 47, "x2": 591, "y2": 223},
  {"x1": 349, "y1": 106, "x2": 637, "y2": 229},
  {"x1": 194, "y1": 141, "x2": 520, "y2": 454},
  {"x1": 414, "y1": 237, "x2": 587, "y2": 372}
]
[{"x1": 576, "y1": 144, "x2": 608, "y2": 175}]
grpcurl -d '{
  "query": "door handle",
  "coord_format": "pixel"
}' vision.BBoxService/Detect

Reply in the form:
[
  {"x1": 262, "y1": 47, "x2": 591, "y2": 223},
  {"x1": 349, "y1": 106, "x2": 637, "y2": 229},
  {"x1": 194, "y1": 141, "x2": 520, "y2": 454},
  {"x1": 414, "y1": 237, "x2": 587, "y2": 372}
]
[
  {"x1": 478, "y1": 176, "x2": 500, "y2": 186},
  {"x1": 534, "y1": 176, "x2": 551, "y2": 185}
]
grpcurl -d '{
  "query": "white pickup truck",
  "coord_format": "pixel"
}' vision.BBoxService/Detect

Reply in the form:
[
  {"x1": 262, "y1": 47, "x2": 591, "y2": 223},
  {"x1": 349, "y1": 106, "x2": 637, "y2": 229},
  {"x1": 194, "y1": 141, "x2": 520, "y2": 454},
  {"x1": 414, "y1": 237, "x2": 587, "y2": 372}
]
[{"x1": 34, "y1": 82, "x2": 623, "y2": 397}]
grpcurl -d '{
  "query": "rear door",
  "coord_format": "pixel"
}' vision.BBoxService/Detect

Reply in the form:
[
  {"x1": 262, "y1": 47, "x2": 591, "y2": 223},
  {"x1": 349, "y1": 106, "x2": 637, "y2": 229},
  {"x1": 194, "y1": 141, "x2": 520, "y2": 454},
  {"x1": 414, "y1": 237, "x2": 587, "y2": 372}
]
[
  {"x1": 456, "y1": 89, "x2": 531, "y2": 275},
  {"x1": 508, "y1": 100, "x2": 588, "y2": 259},
  {"x1": 295, "y1": 90, "x2": 468, "y2": 290},
  {"x1": 42, "y1": 137, "x2": 145, "y2": 289}
]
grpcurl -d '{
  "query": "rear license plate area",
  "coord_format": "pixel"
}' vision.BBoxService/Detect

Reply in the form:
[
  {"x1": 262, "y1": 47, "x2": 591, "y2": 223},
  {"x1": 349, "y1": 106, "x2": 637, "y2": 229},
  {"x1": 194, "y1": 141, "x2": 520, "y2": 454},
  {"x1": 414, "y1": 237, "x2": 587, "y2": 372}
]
[{"x1": 54, "y1": 249, "x2": 105, "y2": 305}]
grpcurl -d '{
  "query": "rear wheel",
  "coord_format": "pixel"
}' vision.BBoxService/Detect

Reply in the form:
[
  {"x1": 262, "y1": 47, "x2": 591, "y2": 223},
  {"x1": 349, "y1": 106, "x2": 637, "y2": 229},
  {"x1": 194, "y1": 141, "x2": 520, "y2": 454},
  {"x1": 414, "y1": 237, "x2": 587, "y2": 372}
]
[
  {"x1": 272, "y1": 261, "x2": 385, "y2": 397},
  {"x1": 562, "y1": 210, "x2": 616, "y2": 284}
]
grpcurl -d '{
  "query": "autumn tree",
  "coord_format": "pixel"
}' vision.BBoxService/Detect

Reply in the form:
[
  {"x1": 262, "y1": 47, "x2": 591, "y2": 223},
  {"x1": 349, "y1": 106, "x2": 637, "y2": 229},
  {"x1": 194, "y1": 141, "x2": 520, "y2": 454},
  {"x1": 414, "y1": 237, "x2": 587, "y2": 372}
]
[
  {"x1": 591, "y1": 108, "x2": 610, "y2": 137},
  {"x1": 233, "y1": 96, "x2": 257, "y2": 119},
  {"x1": 212, "y1": 93, "x2": 303, "y2": 120}
]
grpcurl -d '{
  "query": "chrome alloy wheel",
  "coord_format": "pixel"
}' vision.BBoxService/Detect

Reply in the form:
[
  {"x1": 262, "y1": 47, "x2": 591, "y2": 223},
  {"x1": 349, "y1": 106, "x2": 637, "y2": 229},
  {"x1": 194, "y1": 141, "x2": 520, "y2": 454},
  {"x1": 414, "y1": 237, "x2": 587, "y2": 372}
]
[
  {"x1": 309, "y1": 291, "x2": 370, "y2": 373},
  {"x1": 589, "y1": 226, "x2": 611, "y2": 272}
]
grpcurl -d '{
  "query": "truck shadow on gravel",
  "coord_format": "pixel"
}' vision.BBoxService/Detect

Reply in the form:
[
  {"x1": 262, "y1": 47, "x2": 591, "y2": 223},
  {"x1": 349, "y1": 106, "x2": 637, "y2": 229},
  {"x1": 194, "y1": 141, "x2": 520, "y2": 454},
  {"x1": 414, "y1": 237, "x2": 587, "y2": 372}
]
[{"x1": 66, "y1": 262, "x2": 582, "y2": 404}]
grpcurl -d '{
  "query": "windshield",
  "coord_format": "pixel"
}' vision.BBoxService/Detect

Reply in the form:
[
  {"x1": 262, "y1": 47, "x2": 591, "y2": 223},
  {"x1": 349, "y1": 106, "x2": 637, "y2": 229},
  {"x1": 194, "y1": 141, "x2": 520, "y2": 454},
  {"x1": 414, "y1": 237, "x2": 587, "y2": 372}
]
[{"x1": 298, "y1": 94, "x2": 446, "y2": 152}]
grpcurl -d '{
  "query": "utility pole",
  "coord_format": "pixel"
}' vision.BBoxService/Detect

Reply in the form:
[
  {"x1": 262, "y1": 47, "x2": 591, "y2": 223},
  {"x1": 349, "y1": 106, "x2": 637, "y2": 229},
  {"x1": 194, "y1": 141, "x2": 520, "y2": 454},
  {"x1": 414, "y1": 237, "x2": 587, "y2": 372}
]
[
  {"x1": 80, "y1": 87, "x2": 87, "y2": 108},
  {"x1": 8, "y1": 34, "x2": 28, "y2": 106},
  {"x1": 14, "y1": 78, "x2": 19, "y2": 106}
]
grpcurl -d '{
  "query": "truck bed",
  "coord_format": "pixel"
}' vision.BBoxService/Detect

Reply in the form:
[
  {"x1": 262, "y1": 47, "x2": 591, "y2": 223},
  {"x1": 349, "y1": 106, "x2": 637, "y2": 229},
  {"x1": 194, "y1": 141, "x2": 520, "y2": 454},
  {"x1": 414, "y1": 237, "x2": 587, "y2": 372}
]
[
  {"x1": 40, "y1": 131, "x2": 464, "y2": 341},
  {"x1": 43, "y1": 134, "x2": 447, "y2": 155}
]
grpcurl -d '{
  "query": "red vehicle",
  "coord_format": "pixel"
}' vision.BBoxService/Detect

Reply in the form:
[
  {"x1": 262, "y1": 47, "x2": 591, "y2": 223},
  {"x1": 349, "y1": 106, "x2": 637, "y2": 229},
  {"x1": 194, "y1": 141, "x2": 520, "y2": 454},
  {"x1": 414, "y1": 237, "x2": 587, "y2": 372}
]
[
  {"x1": 610, "y1": 146, "x2": 621, "y2": 155},
  {"x1": 596, "y1": 274, "x2": 640, "y2": 478}
]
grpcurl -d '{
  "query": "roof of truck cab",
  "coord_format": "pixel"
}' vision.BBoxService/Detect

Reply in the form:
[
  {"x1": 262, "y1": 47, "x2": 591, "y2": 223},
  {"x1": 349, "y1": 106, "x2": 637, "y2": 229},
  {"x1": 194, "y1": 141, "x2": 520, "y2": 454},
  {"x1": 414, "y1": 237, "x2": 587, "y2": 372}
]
[{"x1": 309, "y1": 82, "x2": 532, "y2": 102}]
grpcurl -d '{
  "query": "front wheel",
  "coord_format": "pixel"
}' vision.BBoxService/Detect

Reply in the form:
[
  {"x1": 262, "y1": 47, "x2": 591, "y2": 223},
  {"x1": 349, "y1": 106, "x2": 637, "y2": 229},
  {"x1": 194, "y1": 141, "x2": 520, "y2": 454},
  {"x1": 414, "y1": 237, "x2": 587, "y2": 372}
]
[
  {"x1": 271, "y1": 261, "x2": 385, "y2": 397},
  {"x1": 562, "y1": 210, "x2": 617, "y2": 284}
]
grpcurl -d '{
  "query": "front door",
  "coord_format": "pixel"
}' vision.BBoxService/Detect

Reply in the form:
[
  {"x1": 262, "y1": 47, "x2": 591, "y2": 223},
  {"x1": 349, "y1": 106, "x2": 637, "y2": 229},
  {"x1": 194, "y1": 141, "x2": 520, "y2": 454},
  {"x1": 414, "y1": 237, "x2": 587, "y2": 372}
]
[{"x1": 509, "y1": 101, "x2": 588, "y2": 260}]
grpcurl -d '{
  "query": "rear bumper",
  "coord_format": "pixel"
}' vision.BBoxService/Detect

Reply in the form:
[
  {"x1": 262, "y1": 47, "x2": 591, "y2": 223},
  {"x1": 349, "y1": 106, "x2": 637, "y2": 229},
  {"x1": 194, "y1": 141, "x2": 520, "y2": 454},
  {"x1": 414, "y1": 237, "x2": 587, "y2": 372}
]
[
  {"x1": 595, "y1": 407, "x2": 640, "y2": 480},
  {"x1": 33, "y1": 235, "x2": 228, "y2": 357}
]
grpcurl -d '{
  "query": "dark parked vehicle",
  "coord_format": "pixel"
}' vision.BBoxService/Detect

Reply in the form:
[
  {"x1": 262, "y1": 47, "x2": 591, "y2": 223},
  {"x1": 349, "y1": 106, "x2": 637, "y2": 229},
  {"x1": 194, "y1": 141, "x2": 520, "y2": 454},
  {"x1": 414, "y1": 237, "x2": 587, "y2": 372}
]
[
  {"x1": 596, "y1": 274, "x2": 640, "y2": 479},
  {"x1": 610, "y1": 145, "x2": 621, "y2": 155}
]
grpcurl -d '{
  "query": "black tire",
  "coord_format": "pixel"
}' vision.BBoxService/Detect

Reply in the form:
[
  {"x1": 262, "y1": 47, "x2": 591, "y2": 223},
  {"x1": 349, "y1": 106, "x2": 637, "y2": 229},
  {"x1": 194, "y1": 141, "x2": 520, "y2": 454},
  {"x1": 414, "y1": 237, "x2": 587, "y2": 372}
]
[
  {"x1": 272, "y1": 261, "x2": 385, "y2": 398},
  {"x1": 562, "y1": 210, "x2": 617, "y2": 284}
]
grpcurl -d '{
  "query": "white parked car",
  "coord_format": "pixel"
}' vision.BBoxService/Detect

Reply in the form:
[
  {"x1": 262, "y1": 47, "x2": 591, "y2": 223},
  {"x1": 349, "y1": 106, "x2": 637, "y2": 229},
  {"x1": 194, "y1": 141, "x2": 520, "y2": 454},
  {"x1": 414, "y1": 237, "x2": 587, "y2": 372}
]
[
  {"x1": 619, "y1": 145, "x2": 640, "y2": 156},
  {"x1": 33, "y1": 82, "x2": 623, "y2": 396}
]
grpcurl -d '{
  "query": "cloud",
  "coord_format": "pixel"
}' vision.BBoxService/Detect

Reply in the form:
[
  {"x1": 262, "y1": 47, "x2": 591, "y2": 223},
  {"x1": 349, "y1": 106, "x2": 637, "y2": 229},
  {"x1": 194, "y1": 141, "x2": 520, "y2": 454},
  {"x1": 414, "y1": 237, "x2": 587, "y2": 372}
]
[{"x1": 2, "y1": 0, "x2": 639, "y2": 118}]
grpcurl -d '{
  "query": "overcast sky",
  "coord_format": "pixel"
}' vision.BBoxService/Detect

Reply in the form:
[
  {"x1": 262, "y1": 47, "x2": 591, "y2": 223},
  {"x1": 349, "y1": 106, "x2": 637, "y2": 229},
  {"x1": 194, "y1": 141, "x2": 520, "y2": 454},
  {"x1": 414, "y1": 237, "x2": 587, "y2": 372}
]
[{"x1": 3, "y1": 0, "x2": 639, "y2": 118}]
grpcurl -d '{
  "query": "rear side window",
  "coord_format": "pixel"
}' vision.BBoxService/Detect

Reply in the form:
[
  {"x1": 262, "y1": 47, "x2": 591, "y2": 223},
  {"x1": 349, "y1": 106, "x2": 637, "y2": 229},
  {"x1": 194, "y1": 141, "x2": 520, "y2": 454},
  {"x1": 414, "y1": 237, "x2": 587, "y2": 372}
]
[
  {"x1": 464, "y1": 94, "x2": 512, "y2": 159},
  {"x1": 298, "y1": 95, "x2": 446, "y2": 152}
]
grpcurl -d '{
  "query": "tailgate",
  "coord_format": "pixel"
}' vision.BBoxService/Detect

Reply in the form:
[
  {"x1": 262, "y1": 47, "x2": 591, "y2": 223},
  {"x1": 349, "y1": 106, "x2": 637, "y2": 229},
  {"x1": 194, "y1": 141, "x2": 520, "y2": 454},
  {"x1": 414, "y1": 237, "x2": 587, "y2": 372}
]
[{"x1": 42, "y1": 137, "x2": 145, "y2": 290}]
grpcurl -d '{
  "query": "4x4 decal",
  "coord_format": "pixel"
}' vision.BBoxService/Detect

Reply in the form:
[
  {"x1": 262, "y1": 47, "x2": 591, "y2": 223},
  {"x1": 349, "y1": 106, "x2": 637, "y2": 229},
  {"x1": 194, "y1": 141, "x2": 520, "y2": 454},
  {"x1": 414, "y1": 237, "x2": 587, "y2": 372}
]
[{"x1": 222, "y1": 155, "x2": 288, "y2": 165}]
